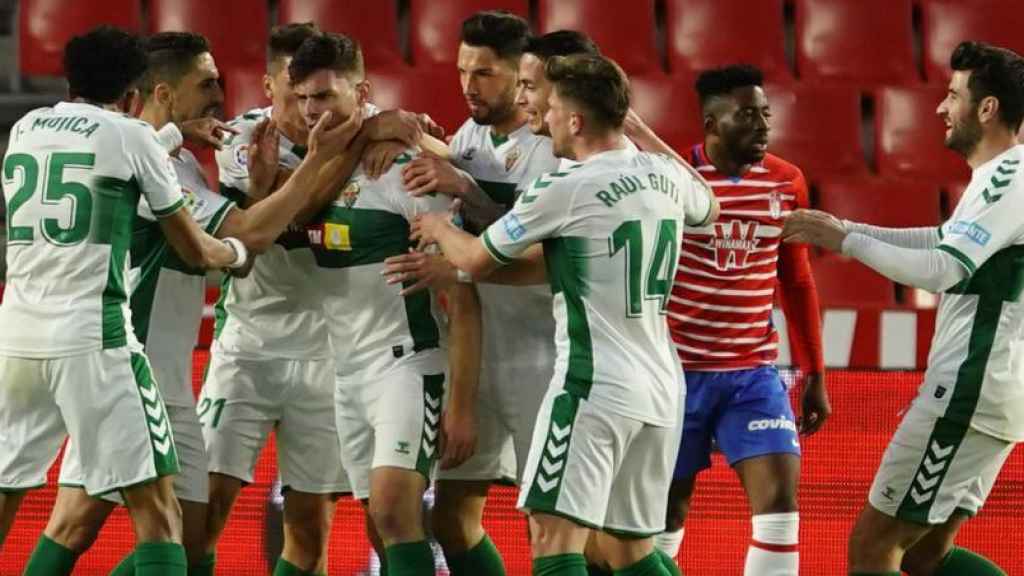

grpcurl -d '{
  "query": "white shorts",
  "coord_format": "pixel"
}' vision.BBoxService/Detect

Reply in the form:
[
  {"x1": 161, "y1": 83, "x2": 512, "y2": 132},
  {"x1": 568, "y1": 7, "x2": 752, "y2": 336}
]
[
  {"x1": 517, "y1": 388, "x2": 683, "y2": 537},
  {"x1": 335, "y1": 350, "x2": 446, "y2": 500},
  {"x1": 0, "y1": 349, "x2": 179, "y2": 496},
  {"x1": 200, "y1": 351, "x2": 348, "y2": 494},
  {"x1": 869, "y1": 401, "x2": 1015, "y2": 525},
  {"x1": 61, "y1": 404, "x2": 209, "y2": 504}
]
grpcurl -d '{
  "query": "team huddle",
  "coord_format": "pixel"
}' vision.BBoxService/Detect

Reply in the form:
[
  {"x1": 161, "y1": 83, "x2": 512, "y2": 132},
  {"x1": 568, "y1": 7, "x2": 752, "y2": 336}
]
[{"x1": 1, "y1": 8, "x2": 1023, "y2": 576}]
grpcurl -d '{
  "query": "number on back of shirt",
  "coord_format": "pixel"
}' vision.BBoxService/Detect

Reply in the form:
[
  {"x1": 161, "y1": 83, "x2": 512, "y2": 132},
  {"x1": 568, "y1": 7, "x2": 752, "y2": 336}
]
[{"x1": 608, "y1": 219, "x2": 679, "y2": 317}]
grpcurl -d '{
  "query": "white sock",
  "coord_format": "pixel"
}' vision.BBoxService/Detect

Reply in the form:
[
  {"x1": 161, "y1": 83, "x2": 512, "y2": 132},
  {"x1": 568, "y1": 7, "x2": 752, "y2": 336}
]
[
  {"x1": 654, "y1": 528, "x2": 684, "y2": 559},
  {"x1": 744, "y1": 512, "x2": 799, "y2": 576}
]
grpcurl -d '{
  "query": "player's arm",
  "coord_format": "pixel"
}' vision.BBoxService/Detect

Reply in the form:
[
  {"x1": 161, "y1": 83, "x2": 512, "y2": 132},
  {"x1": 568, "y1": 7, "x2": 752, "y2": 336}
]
[
  {"x1": 159, "y1": 209, "x2": 243, "y2": 269},
  {"x1": 841, "y1": 221, "x2": 941, "y2": 249},
  {"x1": 402, "y1": 156, "x2": 506, "y2": 231},
  {"x1": 440, "y1": 282, "x2": 482, "y2": 469},
  {"x1": 474, "y1": 244, "x2": 546, "y2": 285}
]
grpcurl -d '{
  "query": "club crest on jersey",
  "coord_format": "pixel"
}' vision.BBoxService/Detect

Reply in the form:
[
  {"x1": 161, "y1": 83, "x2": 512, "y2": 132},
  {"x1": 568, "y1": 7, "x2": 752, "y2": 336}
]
[
  {"x1": 505, "y1": 146, "x2": 521, "y2": 171},
  {"x1": 710, "y1": 220, "x2": 759, "y2": 270},
  {"x1": 769, "y1": 190, "x2": 783, "y2": 219},
  {"x1": 234, "y1": 144, "x2": 248, "y2": 168},
  {"x1": 340, "y1": 181, "x2": 361, "y2": 209}
]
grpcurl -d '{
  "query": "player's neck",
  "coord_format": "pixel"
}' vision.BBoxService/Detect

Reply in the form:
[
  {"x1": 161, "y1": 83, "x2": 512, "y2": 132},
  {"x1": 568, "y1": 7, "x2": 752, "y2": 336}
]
[
  {"x1": 489, "y1": 109, "x2": 528, "y2": 138},
  {"x1": 704, "y1": 141, "x2": 749, "y2": 178},
  {"x1": 572, "y1": 130, "x2": 627, "y2": 162},
  {"x1": 69, "y1": 97, "x2": 122, "y2": 113},
  {"x1": 271, "y1": 106, "x2": 307, "y2": 146},
  {"x1": 967, "y1": 130, "x2": 1018, "y2": 170},
  {"x1": 138, "y1": 104, "x2": 171, "y2": 131}
]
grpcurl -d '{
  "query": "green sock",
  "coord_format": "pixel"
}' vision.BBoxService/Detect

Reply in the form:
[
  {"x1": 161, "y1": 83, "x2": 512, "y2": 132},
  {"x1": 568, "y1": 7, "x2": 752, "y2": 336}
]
[
  {"x1": 109, "y1": 552, "x2": 136, "y2": 576},
  {"x1": 134, "y1": 541, "x2": 187, "y2": 576},
  {"x1": 935, "y1": 547, "x2": 1007, "y2": 576},
  {"x1": 445, "y1": 534, "x2": 506, "y2": 576},
  {"x1": 654, "y1": 549, "x2": 682, "y2": 576},
  {"x1": 587, "y1": 565, "x2": 613, "y2": 576},
  {"x1": 533, "y1": 553, "x2": 588, "y2": 576},
  {"x1": 849, "y1": 572, "x2": 900, "y2": 575},
  {"x1": 384, "y1": 540, "x2": 435, "y2": 576},
  {"x1": 272, "y1": 557, "x2": 322, "y2": 575},
  {"x1": 189, "y1": 553, "x2": 216, "y2": 576},
  {"x1": 613, "y1": 552, "x2": 670, "y2": 576},
  {"x1": 23, "y1": 535, "x2": 79, "y2": 576}
]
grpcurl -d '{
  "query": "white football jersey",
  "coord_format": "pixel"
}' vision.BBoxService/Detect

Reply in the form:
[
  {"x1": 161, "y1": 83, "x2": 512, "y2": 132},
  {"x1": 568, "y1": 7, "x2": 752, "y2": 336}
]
[
  {"x1": 483, "y1": 148, "x2": 712, "y2": 426},
  {"x1": 0, "y1": 102, "x2": 184, "y2": 358}
]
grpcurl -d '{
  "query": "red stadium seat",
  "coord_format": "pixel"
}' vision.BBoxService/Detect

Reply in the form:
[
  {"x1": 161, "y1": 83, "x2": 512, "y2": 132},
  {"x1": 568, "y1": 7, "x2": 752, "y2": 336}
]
[
  {"x1": 408, "y1": 0, "x2": 528, "y2": 68},
  {"x1": 367, "y1": 66, "x2": 469, "y2": 138},
  {"x1": 537, "y1": 0, "x2": 660, "y2": 76},
  {"x1": 629, "y1": 74, "x2": 704, "y2": 155},
  {"x1": 921, "y1": 0, "x2": 1024, "y2": 83},
  {"x1": 816, "y1": 176, "x2": 943, "y2": 229},
  {"x1": 795, "y1": 0, "x2": 917, "y2": 85},
  {"x1": 875, "y1": 85, "x2": 970, "y2": 181},
  {"x1": 149, "y1": 0, "x2": 267, "y2": 70},
  {"x1": 222, "y1": 66, "x2": 267, "y2": 119},
  {"x1": 665, "y1": 0, "x2": 790, "y2": 81},
  {"x1": 765, "y1": 83, "x2": 866, "y2": 181},
  {"x1": 278, "y1": 0, "x2": 404, "y2": 68},
  {"x1": 18, "y1": 0, "x2": 142, "y2": 77},
  {"x1": 942, "y1": 181, "x2": 968, "y2": 218},
  {"x1": 811, "y1": 254, "x2": 899, "y2": 307}
]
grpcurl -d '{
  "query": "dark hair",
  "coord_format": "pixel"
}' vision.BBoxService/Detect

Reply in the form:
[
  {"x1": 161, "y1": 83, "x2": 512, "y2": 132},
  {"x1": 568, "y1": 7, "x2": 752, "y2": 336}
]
[
  {"x1": 694, "y1": 65, "x2": 764, "y2": 107},
  {"x1": 288, "y1": 32, "x2": 364, "y2": 86},
  {"x1": 268, "y1": 22, "x2": 320, "y2": 69},
  {"x1": 545, "y1": 53, "x2": 630, "y2": 130},
  {"x1": 950, "y1": 41, "x2": 1024, "y2": 132},
  {"x1": 524, "y1": 30, "x2": 600, "y2": 62},
  {"x1": 63, "y1": 25, "x2": 148, "y2": 103},
  {"x1": 460, "y1": 10, "x2": 530, "y2": 61},
  {"x1": 138, "y1": 32, "x2": 211, "y2": 97}
]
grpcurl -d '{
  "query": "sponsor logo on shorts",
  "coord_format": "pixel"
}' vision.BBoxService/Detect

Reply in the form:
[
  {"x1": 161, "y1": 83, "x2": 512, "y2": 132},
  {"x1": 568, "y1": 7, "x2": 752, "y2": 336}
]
[
  {"x1": 747, "y1": 415, "x2": 797, "y2": 433},
  {"x1": 536, "y1": 422, "x2": 572, "y2": 493},
  {"x1": 502, "y1": 213, "x2": 526, "y2": 241},
  {"x1": 909, "y1": 440, "x2": 955, "y2": 505}
]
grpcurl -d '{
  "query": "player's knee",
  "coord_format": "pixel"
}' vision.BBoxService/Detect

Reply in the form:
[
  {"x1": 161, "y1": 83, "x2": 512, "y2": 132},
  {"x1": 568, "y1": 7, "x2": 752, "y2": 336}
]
[
  {"x1": 46, "y1": 519, "x2": 103, "y2": 553},
  {"x1": 369, "y1": 498, "x2": 420, "y2": 542},
  {"x1": 751, "y1": 490, "x2": 799, "y2": 515}
]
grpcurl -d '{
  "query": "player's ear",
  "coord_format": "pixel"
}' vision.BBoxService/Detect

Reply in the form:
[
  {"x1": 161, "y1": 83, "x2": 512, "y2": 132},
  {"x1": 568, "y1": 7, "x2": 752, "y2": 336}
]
[
  {"x1": 355, "y1": 79, "x2": 371, "y2": 106},
  {"x1": 977, "y1": 95, "x2": 1000, "y2": 126},
  {"x1": 569, "y1": 111, "x2": 583, "y2": 137},
  {"x1": 702, "y1": 112, "x2": 716, "y2": 136},
  {"x1": 154, "y1": 82, "x2": 174, "y2": 108},
  {"x1": 263, "y1": 74, "x2": 274, "y2": 101}
]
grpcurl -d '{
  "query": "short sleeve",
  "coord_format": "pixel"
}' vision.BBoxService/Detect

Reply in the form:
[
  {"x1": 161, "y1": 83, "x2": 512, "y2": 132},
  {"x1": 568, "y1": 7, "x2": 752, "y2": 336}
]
[
  {"x1": 938, "y1": 185, "x2": 1024, "y2": 276},
  {"x1": 216, "y1": 120, "x2": 253, "y2": 195},
  {"x1": 481, "y1": 173, "x2": 573, "y2": 264},
  {"x1": 125, "y1": 122, "x2": 185, "y2": 219},
  {"x1": 674, "y1": 159, "x2": 713, "y2": 226}
]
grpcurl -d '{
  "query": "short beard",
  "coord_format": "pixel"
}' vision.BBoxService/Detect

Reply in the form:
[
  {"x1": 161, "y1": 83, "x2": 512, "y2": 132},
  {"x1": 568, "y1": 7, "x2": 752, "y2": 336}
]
[
  {"x1": 945, "y1": 115, "x2": 983, "y2": 157},
  {"x1": 472, "y1": 97, "x2": 516, "y2": 126}
]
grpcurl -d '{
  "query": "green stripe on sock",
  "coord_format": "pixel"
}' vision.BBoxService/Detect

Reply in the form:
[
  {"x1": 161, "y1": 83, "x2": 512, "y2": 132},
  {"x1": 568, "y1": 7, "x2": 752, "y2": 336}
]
[
  {"x1": 385, "y1": 540, "x2": 435, "y2": 576},
  {"x1": 134, "y1": 542, "x2": 186, "y2": 576},
  {"x1": 445, "y1": 534, "x2": 506, "y2": 576},
  {"x1": 613, "y1": 552, "x2": 671, "y2": 576},
  {"x1": 935, "y1": 547, "x2": 1007, "y2": 575},
  {"x1": 534, "y1": 553, "x2": 588, "y2": 576},
  {"x1": 23, "y1": 535, "x2": 79, "y2": 576}
]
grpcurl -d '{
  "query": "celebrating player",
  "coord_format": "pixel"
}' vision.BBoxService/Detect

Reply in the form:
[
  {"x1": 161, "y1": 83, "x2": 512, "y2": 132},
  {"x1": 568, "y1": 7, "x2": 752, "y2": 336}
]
[{"x1": 784, "y1": 41, "x2": 1024, "y2": 576}]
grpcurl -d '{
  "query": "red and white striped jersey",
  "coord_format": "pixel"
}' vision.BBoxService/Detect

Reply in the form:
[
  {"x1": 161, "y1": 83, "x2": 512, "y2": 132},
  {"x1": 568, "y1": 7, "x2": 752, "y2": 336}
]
[{"x1": 670, "y1": 144, "x2": 810, "y2": 371}]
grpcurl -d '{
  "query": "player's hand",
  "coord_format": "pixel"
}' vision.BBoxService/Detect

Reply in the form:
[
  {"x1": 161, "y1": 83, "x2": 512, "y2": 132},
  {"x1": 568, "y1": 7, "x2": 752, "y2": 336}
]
[
  {"x1": 799, "y1": 372, "x2": 831, "y2": 436},
  {"x1": 362, "y1": 140, "x2": 407, "y2": 180},
  {"x1": 439, "y1": 407, "x2": 478, "y2": 469},
  {"x1": 783, "y1": 209, "x2": 847, "y2": 253},
  {"x1": 402, "y1": 154, "x2": 464, "y2": 197},
  {"x1": 622, "y1": 108, "x2": 653, "y2": 141},
  {"x1": 179, "y1": 117, "x2": 239, "y2": 150},
  {"x1": 309, "y1": 108, "x2": 364, "y2": 159},
  {"x1": 410, "y1": 212, "x2": 451, "y2": 250},
  {"x1": 247, "y1": 118, "x2": 280, "y2": 200},
  {"x1": 366, "y1": 109, "x2": 424, "y2": 148},
  {"x1": 382, "y1": 248, "x2": 458, "y2": 295}
]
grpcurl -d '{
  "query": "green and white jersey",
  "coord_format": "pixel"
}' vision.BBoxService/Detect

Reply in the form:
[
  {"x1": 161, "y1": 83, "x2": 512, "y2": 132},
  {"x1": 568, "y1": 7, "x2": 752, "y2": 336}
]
[
  {"x1": 449, "y1": 120, "x2": 562, "y2": 392},
  {"x1": 926, "y1": 144, "x2": 1024, "y2": 442},
  {"x1": 0, "y1": 102, "x2": 185, "y2": 358},
  {"x1": 483, "y1": 148, "x2": 713, "y2": 427},
  {"x1": 130, "y1": 148, "x2": 235, "y2": 407},
  {"x1": 213, "y1": 107, "x2": 328, "y2": 360},
  {"x1": 305, "y1": 151, "x2": 451, "y2": 374}
]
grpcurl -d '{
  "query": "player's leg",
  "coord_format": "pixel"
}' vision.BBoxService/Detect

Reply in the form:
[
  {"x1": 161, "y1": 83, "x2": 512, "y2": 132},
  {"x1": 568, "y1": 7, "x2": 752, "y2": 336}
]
[
  {"x1": 199, "y1": 353, "x2": 277, "y2": 563},
  {"x1": 714, "y1": 368, "x2": 801, "y2": 575},
  {"x1": 274, "y1": 357, "x2": 348, "y2": 574},
  {"x1": 850, "y1": 403, "x2": 1014, "y2": 574},
  {"x1": 0, "y1": 490, "x2": 27, "y2": 549},
  {"x1": 369, "y1": 466, "x2": 434, "y2": 574}
]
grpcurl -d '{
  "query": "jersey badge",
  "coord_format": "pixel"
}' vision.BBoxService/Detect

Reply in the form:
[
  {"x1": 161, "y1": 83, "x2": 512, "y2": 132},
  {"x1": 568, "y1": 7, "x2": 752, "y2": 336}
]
[
  {"x1": 769, "y1": 190, "x2": 783, "y2": 219},
  {"x1": 234, "y1": 144, "x2": 248, "y2": 168},
  {"x1": 710, "y1": 220, "x2": 759, "y2": 270},
  {"x1": 505, "y1": 145, "x2": 521, "y2": 172},
  {"x1": 324, "y1": 222, "x2": 352, "y2": 251},
  {"x1": 340, "y1": 181, "x2": 361, "y2": 209}
]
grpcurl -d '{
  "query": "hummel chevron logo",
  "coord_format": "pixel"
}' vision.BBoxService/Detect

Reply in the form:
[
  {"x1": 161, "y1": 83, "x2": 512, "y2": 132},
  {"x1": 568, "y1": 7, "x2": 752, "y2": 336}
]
[
  {"x1": 910, "y1": 487, "x2": 932, "y2": 505},
  {"x1": 536, "y1": 423, "x2": 572, "y2": 493},
  {"x1": 139, "y1": 383, "x2": 158, "y2": 403},
  {"x1": 930, "y1": 440, "x2": 954, "y2": 459},
  {"x1": 541, "y1": 456, "x2": 563, "y2": 476},
  {"x1": 996, "y1": 165, "x2": 1016, "y2": 176},
  {"x1": 909, "y1": 441, "x2": 954, "y2": 504},
  {"x1": 422, "y1": 438, "x2": 435, "y2": 457},
  {"x1": 546, "y1": 438, "x2": 568, "y2": 459},
  {"x1": 145, "y1": 403, "x2": 163, "y2": 421},
  {"x1": 425, "y1": 393, "x2": 441, "y2": 410},
  {"x1": 991, "y1": 174, "x2": 1012, "y2": 189},
  {"x1": 425, "y1": 409, "x2": 439, "y2": 427},
  {"x1": 982, "y1": 188, "x2": 1002, "y2": 204},
  {"x1": 153, "y1": 436, "x2": 172, "y2": 456},
  {"x1": 551, "y1": 423, "x2": 571, "y2": 441},
  {"x1": 149, "y1": 418, "x2": 168, "y2": 438},
  {"x1": 424, "y1": 426, "x2": 438, "y2": 442},
  {"x1": 536, "y1": 475, "x2": 558, "y2": 493}
]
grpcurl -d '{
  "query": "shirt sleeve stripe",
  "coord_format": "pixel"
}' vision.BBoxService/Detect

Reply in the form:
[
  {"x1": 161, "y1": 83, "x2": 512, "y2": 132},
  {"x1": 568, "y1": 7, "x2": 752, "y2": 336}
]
[
  {"x1": 482, "y1": 230, "x2": 514, "y2": 265},
  {"x1": 152, "y1": 196, "x2": 186, "y2": 218},
  {"x1": 937, "y1": 243, "x2": 977, "y2": 276},
  {"x1": 206, "y1": 201, "x2": 237, "y2": 235}
]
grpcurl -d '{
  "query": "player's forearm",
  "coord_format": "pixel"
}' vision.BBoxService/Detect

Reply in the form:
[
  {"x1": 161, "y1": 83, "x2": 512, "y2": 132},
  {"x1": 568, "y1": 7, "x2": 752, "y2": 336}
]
[
  {"x1": 842, "y1": 221, "x2": 941, "y2": 250},
  {"x1": 842, "y1": 233, "x2": 967, "y2": 293},
  {"x1": 294, "y1": 131, "x2": 370, "y2": 225},
  {"x1": 455, "y1": 171, "x2": 506, "y2": 232},
  {"x1": 435, "y1": 225, "x2": 499, "y2": 279},
  {"x1": 778, "y1": 244, "x2": 825, "y2": 373},
  {"x1": 445, "y1": 283, "x2": 482, "y2": 414},
  {"x1": 160, "y1": 209, "x2": 240, "y2": 270},
  {"x1": 477, "y1": 245, "x2": 547, "y2": 285}
]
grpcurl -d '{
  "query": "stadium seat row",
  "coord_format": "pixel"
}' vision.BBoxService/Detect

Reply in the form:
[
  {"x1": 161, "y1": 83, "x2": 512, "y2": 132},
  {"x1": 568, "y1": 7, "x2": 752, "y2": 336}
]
[{"x1": 17, "y1": 0, "x2": 1024, "y2": 83}]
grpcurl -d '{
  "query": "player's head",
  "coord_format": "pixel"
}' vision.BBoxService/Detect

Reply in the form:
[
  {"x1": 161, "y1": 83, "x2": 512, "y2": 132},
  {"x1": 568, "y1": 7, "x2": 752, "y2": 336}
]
[
  {"x1": 139, "y1": 32, "x2": 223, "y2": 123},
  {"x1": 265, "y1": 22, "x2": 321, "y2": 133},
  {"x1": 63, "y1": 25, "x2": 148, "y2": 110},
  {"x1": 938, "y1": 41, "x2": 1024, "y2": 157},
  {"x1": 458, "y1": 10, "x2": 530, "y2": 126},
  {"x1": 544, "y1": 54, "x2": 630, "y2": 159},
  {"x1": 517, "y1": 30, "x2": 600, "y2": 135},
  {"x1": 695, "y1": 65, "x2": 769, "y2": 165},
  {"x1": 289, "y1": 32, "x2": 368, "y2": 131}
]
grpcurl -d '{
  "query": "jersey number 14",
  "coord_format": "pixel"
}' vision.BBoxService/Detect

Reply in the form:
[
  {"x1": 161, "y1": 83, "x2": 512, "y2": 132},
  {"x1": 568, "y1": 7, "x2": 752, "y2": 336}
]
[{"x1": 609, "y1": 219, "x2": 679, "y2": 317}]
